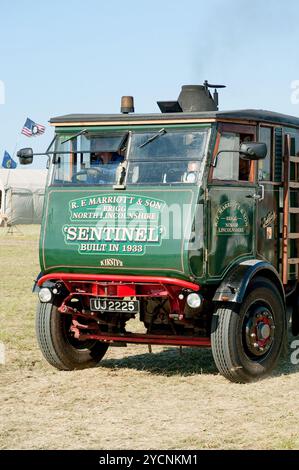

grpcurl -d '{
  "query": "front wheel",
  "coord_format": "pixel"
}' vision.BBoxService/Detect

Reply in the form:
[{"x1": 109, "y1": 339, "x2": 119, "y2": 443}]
[
  {"x1": 36, "y1": 301, "x2": 109, "y2": 370},
  {"x1": 211, "y1": 277, "x2": 286, "y2": 383}
]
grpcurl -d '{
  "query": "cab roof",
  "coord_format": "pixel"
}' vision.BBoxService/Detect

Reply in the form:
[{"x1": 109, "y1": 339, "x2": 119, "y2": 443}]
[{"x1": 50, "y1": 109, "x2": 299, "y2": 128}]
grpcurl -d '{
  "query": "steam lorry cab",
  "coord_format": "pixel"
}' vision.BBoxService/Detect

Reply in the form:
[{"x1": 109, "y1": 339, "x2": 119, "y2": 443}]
[{"x1": 18, "y1": 84, "x2": 299, "y2": 383}]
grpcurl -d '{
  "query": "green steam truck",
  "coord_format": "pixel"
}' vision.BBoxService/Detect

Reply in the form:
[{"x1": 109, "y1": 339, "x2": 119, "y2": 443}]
[{"x1": 18, "y1": 82, "x2": 299, "y2": 383}]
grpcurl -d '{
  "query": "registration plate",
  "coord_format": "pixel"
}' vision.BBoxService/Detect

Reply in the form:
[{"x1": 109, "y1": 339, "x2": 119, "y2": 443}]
[{"x1": 90, "y1": 298, "x2": 139, "y2": 313}]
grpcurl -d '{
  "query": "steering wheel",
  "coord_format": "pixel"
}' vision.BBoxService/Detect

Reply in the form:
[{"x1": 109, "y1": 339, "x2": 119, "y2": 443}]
[
  {"x1": 166, "y1": 168, "x2": 182, "y2": 183},
  {"x1": 71, "y1": 167, "x2": 103, "y2": 183}
]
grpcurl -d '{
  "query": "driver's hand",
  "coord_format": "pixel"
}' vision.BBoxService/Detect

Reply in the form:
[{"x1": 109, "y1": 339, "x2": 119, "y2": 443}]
[
  {"x1": 86, "y1": 168, "x2": 100, "y2": 183},
  {"x1": 88, "y1": 168, "x2": 99, "y2": 177}
]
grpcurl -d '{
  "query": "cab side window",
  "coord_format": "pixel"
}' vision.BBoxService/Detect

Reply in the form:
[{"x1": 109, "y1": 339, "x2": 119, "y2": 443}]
[
  {"x1": 213, "y1": 132, "x2": 240, "y2": 181},
  {"x1": 213, "y1": 132, "x2": 252, "y2": 182},
  {"x1": 258, "y1": 126, "x2": 272, "y2": 181}
]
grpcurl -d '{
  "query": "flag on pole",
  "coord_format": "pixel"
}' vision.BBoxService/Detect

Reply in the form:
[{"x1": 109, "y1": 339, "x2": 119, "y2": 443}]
[
  {"x1": 1, "y1": 151, "x2": 17, "y2": 169},
  {"x1": 21, "y1": 117, "x2": 46, "y2": 137}
]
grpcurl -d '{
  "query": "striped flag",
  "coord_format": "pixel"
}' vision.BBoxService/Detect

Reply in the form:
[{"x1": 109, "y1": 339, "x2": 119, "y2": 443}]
[{"x1": 21, "y1": 117, "x2": 46, "y2": 137}]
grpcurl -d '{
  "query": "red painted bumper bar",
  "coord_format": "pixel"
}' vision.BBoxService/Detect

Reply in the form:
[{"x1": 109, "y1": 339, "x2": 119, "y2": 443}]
[
  {"x1": 78, "y1": 332, "x2": 210, "y2": 347},
  {"x1": 37, "y1": 273, "x2": 200, "y2": 291}
]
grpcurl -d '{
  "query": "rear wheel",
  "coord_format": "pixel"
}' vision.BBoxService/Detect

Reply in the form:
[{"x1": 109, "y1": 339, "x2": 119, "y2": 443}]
[
  {"x1": 211, "y1": 277, "x2": 285, "y2": 383},
  {"x1": 291, "y1": 291, "x2": 299, "y2": 336},
  {"x1": 36, "y1": 301, "x2": 109, "y2": 370}
]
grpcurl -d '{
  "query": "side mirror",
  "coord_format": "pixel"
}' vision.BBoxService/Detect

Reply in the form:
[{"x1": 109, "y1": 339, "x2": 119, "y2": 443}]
[
  {"x1": 240, "y1": 142, "x2": 267, "y2": 161},
  {"x1": 17, "y1": 148, "x2": 33, "y2": 165}
]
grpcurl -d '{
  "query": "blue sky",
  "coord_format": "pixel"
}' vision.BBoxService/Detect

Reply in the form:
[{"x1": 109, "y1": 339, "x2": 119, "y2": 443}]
[{"x1": 0, "y1": 0, "x2": 299, "y2": 168}]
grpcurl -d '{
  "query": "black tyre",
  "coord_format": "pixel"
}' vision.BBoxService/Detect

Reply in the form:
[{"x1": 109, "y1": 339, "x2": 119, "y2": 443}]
[
  {"x1": 36, "y1": 301, "x2": 109, "y2": 370},
  {"x1": 211, "y1": 277, "x2": 286, "y2": 383},
  {"x1": 291, "y1": 292, "x2": 299, "y2": 336}
]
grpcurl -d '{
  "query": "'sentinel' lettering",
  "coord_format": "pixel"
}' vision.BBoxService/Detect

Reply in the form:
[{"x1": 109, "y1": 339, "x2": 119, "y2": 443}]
[{"x1": 64, "y1": 225, "x2": 160, "y2": 243}]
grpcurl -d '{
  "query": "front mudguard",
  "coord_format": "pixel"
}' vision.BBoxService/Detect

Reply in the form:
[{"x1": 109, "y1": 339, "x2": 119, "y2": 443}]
[
  {"x1": 212, "y1": 260, "x2": 285, "y2": 306},
  {"x1": 212, "y1": 260, "x2": 288, "y2": 355},
  {"x1": 32, "y1": 272, "x2": 55, "y2": 293}
]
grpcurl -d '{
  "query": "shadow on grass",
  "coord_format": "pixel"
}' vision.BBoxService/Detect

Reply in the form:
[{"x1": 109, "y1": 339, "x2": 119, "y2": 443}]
[
  {"x1": 100, "y1": 347, "x2": 218, "y2": 377},
  {"x1": 99, "y1": 333, "x2": 299, "y2": 379}
]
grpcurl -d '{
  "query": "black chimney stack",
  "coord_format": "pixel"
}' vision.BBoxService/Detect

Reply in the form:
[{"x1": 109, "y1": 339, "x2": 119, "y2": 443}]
[
  {"x1": 178, "y1": 84, "x2": 217, "y2": 112},
  {"x1": 157, "y1": 81, "x2": 226, "y2": 113}
]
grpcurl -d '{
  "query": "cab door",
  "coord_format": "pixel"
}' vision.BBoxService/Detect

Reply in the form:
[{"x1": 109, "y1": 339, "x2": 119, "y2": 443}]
[
  {"x1": 207, "y1": 123, "x2": 257, "y2": 280},
  {"x1": 255, "y1": 125, "x2": 280, "y2": 271}
]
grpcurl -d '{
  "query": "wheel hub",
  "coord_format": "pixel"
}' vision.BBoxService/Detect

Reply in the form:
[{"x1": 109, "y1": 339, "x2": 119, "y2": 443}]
[
  {"x1": 244, "y1": 305, "x2": 275, "y2": 357},
  {"x1": 257, "y1": 322, "x2": 271, "y2": 340}
]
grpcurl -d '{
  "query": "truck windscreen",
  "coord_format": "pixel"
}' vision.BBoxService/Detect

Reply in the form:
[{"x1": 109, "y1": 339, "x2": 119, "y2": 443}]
[
  {"x1": 50, "y1": 133, "x2": 127, "y2": 186},
  {"x1": 50, "y1": 128, "x2": 209, "y2": 186},
  {"x1": 126, "y1": 129, "x2": 209, "y2": 185}
]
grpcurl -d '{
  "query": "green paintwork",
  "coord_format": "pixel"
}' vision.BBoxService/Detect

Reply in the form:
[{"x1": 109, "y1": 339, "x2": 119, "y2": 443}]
[
  {"x1": 40, "y1": 186, "x2": 201, "y2": 280},
  {"x1": 256, "y1": 183, "x2": 279, "y2": 271},
  {"x1": 55, "y1": 124, "x2": 210, "y2": 134},
  {"x1": 206, "y1": 185, "x2": 256, "y2": 281}
]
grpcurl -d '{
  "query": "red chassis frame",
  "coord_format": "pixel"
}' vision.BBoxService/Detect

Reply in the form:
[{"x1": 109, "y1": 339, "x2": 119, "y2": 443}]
[{"x1": 37, "y1": 273, "x2": 211, "y2": 347}]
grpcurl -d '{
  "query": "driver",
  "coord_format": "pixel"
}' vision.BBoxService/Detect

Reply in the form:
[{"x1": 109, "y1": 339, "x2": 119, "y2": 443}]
[
  {"x1": 91, "y1": 151, "x2": 123, "y2": 166},
  {"x1": 182, "y1": 161, "x2": 200, "y2": 183},
  {"x1": 81, "y1": 150, "x2": 124, "y2": 184}
]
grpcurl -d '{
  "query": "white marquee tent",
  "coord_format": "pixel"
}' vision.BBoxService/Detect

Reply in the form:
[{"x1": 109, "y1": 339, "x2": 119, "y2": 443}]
[{"x1": 0, "y1": 169, "x2": 47, "y2": 226}]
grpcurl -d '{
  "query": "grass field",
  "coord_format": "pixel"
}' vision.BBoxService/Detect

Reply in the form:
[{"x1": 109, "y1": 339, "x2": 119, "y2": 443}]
[{"x1": 1, "y1": 225, "x2": 299, "y2": 450}]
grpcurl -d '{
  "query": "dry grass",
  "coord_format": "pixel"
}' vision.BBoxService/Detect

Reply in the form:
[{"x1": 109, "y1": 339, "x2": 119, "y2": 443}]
[{"x1": 1, "y1": 225, "x2": 299, "y2": 450}]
